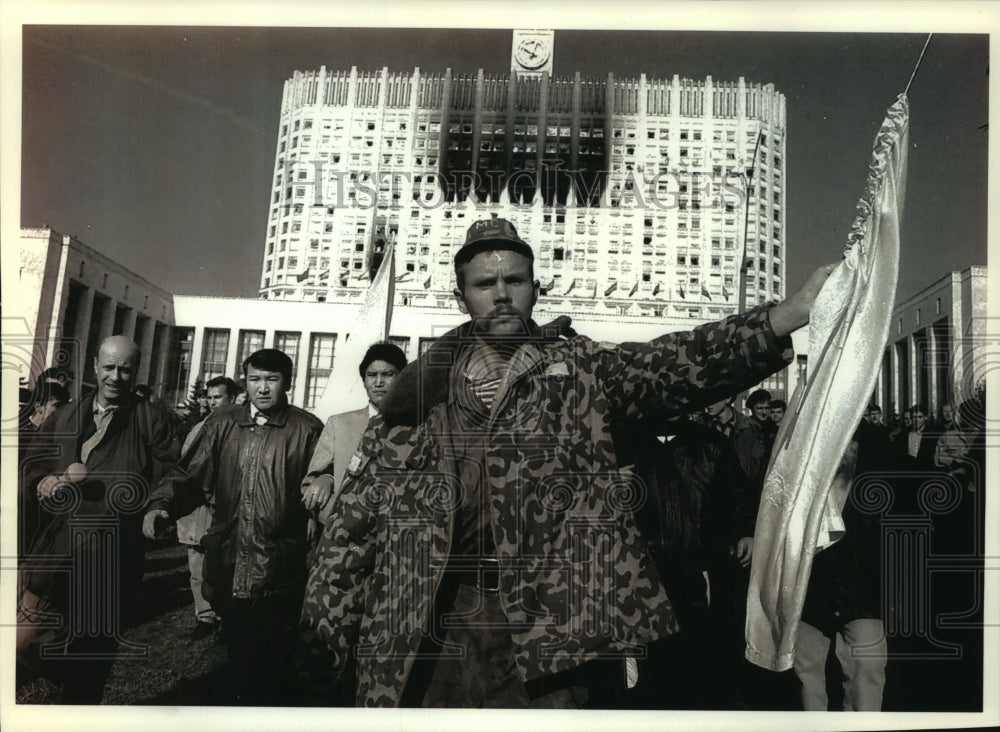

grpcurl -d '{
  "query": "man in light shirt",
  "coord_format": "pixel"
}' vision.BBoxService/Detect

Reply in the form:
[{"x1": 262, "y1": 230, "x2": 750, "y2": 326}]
[{"x1": 300, "y1": 342, "x2": 408, "y2": 522}]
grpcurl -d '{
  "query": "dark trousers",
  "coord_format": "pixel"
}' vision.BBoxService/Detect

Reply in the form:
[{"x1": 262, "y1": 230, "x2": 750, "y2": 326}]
[
  {"x1": 404, "y1": 583, "x2": 621, "y2": 708},
  {"x1": 221, "y1": 592, "x2": 302, "y2": 706},
  {"x1": 629, "y1": 568, "x2": 739, "y2": 709}
]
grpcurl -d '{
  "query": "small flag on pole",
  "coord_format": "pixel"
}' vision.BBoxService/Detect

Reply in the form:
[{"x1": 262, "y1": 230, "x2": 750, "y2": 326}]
[{"x1": 314, "y1": 240, "x2": 396, "y2": 418}]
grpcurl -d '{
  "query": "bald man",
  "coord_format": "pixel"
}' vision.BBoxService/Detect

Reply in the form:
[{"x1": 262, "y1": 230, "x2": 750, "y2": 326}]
[{"x1": 17, "y1": 335, "x2": 179, "y2": 703}]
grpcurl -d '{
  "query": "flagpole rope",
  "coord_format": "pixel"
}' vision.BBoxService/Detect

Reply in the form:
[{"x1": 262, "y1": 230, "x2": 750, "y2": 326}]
[{"x1": 904, "y1": 34, "x2": 933, "y2": 96}]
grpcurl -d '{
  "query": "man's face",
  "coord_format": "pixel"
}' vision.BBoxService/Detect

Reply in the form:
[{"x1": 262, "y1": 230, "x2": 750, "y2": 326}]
[
  {"x1": 454, "y1": 250, "x2": 539, "y2": 336},
  {"x1": 363, "y1": 359, "x2": 400, "y2": 410},
  {"x1": 903, "y1": 411, "x2": 912, "y2": 428},
  {"x1": 868, "y1": 408, "x2": 882, "y2": 425},
  {"x1": 706, "y1": 399, "x2": 731, "y2": 417},
  {"x1": 912, "y1": 410, "x2": 927, "y2": 432},
  {"x1": 770, "y1": 405, "x2": 785, "y2": 423},
  {"x1": 941, "y1": 404, "x2": 954, "y2": 425},
  {"x1": 246, "y1": 366, "x2": 288, "y2": 413},
  {"x1": 206, "y1": 384, "x2": 234, "y2": 412},
  {"x1": 93, "y1": 342, "x2": 138, "y2": 406},
  {"x1": 751, "y1": 401, "x2": 770, "y2": 422}
]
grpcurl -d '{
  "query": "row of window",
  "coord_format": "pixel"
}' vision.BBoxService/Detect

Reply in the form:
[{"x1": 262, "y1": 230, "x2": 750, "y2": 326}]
[
  {"x1": 281, "y1": 117, "x2": 427, "y2": 138},
  {"x1": 282, "y1": 114, "x2": 779, "y2": 144}
]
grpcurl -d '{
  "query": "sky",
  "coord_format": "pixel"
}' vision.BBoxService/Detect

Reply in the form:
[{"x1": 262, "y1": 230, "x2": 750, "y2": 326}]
[{"x1": 13, "y1": 14, "x2": 992, "y2": 305}]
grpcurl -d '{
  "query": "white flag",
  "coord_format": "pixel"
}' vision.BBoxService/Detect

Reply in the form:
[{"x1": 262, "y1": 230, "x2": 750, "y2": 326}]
[
  {"x1": 312, "y1": 240, "x2": 395, "y2": 419},
  {"x1": 745, "y1": 95, "x2": 908, "y2": 671}
]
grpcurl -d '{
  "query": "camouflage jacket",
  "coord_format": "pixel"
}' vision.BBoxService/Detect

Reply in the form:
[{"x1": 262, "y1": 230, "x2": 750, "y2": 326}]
[{"x1": 299, "y1": 304, "x2": 793, "y2": 706}]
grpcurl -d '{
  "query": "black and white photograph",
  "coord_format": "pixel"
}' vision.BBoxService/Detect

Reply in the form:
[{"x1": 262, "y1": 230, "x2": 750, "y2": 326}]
[{"x1": 2, "y1": 2, "x2": 997, "y2": 730}]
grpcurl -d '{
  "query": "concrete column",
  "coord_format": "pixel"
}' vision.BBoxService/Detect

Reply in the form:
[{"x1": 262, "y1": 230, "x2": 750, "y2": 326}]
[
  {"x1": 603, "y1": 73, "x2": 615, "y2": 195},
  {"x1": 98, "y1": 297, "x2": 117, "y2": 342},
  {"x1": 316, "y1": 65, "x2": 327, "y2": 105},
  {"x1": 875, "y1": 351, "x2": 888, "y2": 411},
  {"x1": 71, "y1": 287, "x2": 96, "y2": 399},
  {"x1": 152, "y1": 322, "x2": 171, "y2": 399},
  {"x1": 225, "y1": 328, "x2": 240, "y2": 380},
  {"x1": 120, "y1": 307, "x2": 138, "y2": 341},
  {"x1": 188, "y1": 326, "x2": 205, "y2": 395},
  {"x1": 637, "y1": 73, "x2": 648, "y2": 165},
  {"x1": 470, "y1": 68, "x2": 484, "y2": 174},
  {"x1": 926, "y1": 323, "x2": 938, "y2": 416},
  {"x1": 291, "y1": 331, "x2": 313, "y2": 408},
  {"x1": 504, "y1": 70, "x2": 517, "y2": 177},
  {"x1": 890, "y1": 341, "x2": 902, "y2": 415},
  {"x1": 137, "y1": 317, "x2": 156, "y2": 384},
  {"x1": 569, "y1": 72, "x2": 582, "y2": 176}
]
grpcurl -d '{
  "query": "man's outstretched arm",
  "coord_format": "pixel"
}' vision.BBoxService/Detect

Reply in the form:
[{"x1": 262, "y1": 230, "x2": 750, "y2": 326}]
[{"x1": 767, "y1": 262, "x2": 839, "y2": 337}]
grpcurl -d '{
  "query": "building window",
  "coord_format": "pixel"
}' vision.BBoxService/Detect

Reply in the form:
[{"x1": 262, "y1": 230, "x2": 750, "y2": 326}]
[
  {"x1": 274, "y1": 331, "x2": 301, "y2": 391},
  {"x1": 388, "y1": 336, "x2": 410, "y2": 357},
  {"x1": 237, "y1": 330, "x2": 266, "y2": 370},
  {"x1": 201, "y1": 328, "x2": 231, "y2": 380},
  {"x1": 305, "y1": 333, "x2": 337, "y2": 409}
]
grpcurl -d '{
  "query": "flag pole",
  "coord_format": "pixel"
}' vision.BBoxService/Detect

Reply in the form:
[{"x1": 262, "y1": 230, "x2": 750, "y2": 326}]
[
  {"x1": 735, "y1": 127, "x2": 764, "y2": 410},
  {"x1": 904, "y1": 34, "x2": 933, "y2": 96},
  {"x1": 736, "y1": 128, "x2": 764, "y2": 316}
]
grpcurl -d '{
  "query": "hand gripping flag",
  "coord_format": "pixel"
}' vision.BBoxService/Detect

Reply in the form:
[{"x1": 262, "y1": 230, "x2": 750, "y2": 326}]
[{"x1": 745, "y1": 94, "x2": 908, "y2": 671}]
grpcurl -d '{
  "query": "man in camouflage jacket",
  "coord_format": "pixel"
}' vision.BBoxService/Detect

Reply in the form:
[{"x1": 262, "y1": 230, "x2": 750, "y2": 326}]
[{"x1": 300, "y1": 218, "x2": 833, "y2": 707}]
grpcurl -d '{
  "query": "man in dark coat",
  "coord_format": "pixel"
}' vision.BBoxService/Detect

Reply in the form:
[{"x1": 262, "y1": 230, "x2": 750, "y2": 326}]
[
  {"x1": 17, "y1": 336, "x2": 179, "y2": 703},
  {"x1": 144, "y1": 348, "x2": 323, "y2": 705},
  {"x1": 614, "y1": 415, "x2": 752, "y2": 708}
]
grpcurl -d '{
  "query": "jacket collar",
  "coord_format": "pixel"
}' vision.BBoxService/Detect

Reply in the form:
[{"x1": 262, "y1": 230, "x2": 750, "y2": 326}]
[
  {"x1": 83, "y1": 392, "x2": 136, "y2": 422},
  {"x1": 239, "y1": 400, "x2": 291, "y2": 427},
  {"x1": 382, "y1": 315, "x2": 575, "y2": 428}
]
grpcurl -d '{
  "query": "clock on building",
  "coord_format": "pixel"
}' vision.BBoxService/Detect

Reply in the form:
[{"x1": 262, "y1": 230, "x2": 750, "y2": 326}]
[{"x1": 512, "y1": 32, "x2": 553, "y2": 73}]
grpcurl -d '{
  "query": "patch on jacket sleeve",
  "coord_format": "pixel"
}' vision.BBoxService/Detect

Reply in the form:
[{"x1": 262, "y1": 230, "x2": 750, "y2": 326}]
[{"x1": 544, "y1": 361, "x2": 570, "y2": 377}]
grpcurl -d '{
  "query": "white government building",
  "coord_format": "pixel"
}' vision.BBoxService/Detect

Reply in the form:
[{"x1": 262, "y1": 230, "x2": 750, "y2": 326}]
[{"x1": 11, "y1": 31, "x2": 987, "y2": 420}]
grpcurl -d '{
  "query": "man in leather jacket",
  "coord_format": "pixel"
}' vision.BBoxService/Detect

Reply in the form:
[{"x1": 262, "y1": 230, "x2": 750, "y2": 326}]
[{"x1": 144, "y1": 348, "x2": 322, "y2": 705}]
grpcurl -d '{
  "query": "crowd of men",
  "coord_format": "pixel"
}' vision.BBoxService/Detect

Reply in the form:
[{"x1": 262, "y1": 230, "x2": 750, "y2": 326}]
[{"x1": 15, "y1": 218, "x2": 985, "y2": 710}]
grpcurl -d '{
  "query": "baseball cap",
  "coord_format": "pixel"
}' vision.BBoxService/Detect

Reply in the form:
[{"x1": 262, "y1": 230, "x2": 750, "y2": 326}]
[{"x1": 455, "y1": 218, "x2": 534, "y2": 267}]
